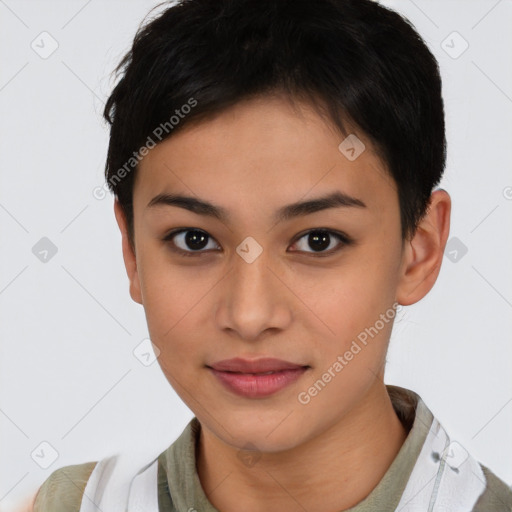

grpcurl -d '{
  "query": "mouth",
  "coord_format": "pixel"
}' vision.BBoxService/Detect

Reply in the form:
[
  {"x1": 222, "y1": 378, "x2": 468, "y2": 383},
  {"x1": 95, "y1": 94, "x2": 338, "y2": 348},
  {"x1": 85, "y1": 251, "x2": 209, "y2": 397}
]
[{"x1": 207, "y1": 357, "x2": 310, "y2": 398}]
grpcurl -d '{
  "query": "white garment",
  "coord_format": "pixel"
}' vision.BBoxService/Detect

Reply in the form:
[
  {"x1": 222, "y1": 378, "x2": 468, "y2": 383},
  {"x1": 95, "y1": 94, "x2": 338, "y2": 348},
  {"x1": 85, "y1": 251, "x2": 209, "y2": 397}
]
[
  {"x1": 395, "y1": 416, "x2": 485, "y2": 511},
  {"x1": 79, "y1": 416, "x2": 486, "y2": 512},
  {"x1": 80, "y1": 452, "x2": 160, "y2": 512}
]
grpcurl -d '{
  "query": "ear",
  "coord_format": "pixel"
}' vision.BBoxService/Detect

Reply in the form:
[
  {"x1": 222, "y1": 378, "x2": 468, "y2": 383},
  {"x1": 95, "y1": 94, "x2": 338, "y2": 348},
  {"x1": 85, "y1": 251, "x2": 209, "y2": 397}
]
[
  {"x1": 114, "y1": 200, "x2": 143, "y2": 305},
  {"x1": 396, "y1": 189, "x2": 451, "y2": 306}
]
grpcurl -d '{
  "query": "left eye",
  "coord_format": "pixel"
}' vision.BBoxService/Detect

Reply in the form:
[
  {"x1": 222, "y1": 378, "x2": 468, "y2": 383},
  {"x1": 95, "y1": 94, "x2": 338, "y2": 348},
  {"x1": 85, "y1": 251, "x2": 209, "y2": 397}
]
[{"x1": 289, "y1": 230, "x2": 350, "y2": 256}]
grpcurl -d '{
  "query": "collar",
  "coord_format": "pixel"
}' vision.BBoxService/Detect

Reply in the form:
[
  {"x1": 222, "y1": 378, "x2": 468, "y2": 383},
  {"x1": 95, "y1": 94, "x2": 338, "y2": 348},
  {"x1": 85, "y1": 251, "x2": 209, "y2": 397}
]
[{"x1": 161, "y1": 385, "x2": 435, "y2": 512}]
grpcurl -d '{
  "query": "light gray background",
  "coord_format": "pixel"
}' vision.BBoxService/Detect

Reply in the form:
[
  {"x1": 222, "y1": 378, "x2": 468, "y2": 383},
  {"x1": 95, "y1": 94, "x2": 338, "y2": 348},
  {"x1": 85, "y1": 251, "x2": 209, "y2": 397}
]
[{"x1": 1, "y1": 0, "x2": 511, "y2": 509}]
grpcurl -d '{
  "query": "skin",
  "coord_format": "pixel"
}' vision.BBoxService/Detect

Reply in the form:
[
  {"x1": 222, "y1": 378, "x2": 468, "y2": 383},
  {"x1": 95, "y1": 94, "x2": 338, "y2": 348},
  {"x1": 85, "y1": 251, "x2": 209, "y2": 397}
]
[
  {"x1": 15, "y1": 495, "x2": 36, "y2": 512},
  {"x1": 114, "y1": 94, "x2": 451, "y2": 512}
]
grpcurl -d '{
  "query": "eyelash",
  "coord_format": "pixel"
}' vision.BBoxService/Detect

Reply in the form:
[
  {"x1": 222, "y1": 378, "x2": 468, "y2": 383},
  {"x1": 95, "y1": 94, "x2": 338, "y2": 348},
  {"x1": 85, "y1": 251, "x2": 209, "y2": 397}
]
[{"x1": 161, "y1": 228, "x2": 353, "y2": 258}]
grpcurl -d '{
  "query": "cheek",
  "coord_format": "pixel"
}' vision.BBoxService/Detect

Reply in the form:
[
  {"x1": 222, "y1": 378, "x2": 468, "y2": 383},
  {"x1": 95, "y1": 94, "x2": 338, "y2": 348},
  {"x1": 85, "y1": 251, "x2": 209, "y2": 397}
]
[
  {"x1": 296, "y1": 272, "x2": 396, "y2": 418},
  {"x1": 307, "y1": 265, "x2": 392, "y2": 333},
  {"x1": 136, "y1": 251, "x2": 205, "y2": 354},
  {"x1": 299, "y1": 250, "x2": 399, "y2": 367}
]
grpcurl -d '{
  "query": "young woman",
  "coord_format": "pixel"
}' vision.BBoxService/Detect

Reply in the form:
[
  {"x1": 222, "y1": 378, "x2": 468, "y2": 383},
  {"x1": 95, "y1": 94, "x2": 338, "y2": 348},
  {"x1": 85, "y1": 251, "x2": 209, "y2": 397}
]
[{"x1": 32, "y1": 0, "x2": 512, "y2": 510}]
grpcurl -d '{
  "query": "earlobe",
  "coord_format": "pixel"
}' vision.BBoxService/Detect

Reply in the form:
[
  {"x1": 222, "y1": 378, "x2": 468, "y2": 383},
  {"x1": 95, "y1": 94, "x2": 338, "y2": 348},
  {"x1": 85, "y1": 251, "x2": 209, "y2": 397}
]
[
  {"x1": 113, "y1": 200, "x2": 143, "y2": 305},
  {"x1": 396, "y1": 189, "x2": 451, "y2": 306}
]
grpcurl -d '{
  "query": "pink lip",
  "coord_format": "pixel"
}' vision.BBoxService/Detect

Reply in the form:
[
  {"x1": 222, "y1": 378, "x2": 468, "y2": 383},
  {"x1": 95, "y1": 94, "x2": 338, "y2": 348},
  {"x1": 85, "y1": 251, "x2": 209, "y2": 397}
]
[{"x1": 207, "y1": 358, "x2": 309, "y2": 398}]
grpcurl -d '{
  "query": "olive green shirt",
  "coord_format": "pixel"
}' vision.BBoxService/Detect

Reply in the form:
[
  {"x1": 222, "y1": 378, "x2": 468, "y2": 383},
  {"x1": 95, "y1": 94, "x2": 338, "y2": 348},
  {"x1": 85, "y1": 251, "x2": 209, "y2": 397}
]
[{"x1": 33, "y1": 385, "x2": 512, "y2": 511}]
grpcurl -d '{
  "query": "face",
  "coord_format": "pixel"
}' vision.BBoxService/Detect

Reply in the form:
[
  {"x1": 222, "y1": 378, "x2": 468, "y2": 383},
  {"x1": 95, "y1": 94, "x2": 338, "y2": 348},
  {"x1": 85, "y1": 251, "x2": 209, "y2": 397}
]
[{"x1": 119, "y1": 95, "x2": 410, "y2": 452}]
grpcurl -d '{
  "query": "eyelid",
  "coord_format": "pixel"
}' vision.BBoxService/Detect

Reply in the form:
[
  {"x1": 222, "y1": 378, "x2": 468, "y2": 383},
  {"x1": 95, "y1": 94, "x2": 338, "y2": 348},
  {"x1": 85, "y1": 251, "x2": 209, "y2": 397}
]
[
  {"x1": 162, "y1": 228, "x2": 221, "y2": 257},
  {"x1": 288, "y1": 229, "x2": 352, "y2": 257},
  {"x1": 162, "y1": 227, "x2": 353, "y2": 257}
]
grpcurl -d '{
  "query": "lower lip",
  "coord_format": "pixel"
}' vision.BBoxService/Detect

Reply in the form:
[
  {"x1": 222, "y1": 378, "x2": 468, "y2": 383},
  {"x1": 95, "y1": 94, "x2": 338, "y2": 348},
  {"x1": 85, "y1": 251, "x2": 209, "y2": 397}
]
[{"x1": 209, "y1": 367, "x2": 308, "y2": 398}]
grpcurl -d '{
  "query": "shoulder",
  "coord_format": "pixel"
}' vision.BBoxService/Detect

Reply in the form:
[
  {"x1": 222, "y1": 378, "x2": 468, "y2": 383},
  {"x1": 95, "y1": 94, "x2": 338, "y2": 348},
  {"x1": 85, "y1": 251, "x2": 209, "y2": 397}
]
[
  {"x1": 33, "y1": 461, "x2": 98, "y2": 512},
  {"x1": 472, "y1": 464, "x2": 512, "y2": 511}
]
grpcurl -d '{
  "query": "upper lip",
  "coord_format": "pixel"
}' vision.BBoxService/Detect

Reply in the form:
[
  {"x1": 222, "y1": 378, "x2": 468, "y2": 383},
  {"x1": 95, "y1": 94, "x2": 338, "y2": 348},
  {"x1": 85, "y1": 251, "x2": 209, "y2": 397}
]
[{"x1": 208, "y1": 357, "x2": 307, "y2": 373}]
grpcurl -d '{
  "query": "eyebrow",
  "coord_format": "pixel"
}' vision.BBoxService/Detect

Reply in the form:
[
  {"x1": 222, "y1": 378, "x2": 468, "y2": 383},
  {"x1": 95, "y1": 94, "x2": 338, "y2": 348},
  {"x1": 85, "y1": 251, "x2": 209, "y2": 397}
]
[{"x1": 146, "y1": 191, "x2": 367, "y2": 223}]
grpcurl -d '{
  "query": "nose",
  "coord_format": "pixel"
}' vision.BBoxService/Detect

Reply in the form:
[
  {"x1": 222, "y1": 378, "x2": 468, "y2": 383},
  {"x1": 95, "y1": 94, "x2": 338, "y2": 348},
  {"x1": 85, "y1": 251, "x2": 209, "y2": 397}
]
[{"x1": 215, "y1": 244, "x2": 293, "y2": 342}]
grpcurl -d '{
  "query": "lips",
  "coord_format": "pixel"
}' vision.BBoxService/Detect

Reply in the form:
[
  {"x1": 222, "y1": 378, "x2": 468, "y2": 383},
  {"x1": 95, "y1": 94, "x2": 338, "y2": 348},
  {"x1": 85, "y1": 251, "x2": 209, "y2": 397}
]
[
  {"x1": 208, "y1": 357, "x2": 307, "y2": 374},
  {"x1": 207, "y1": 357, "x2": 309, "y2": 398}
]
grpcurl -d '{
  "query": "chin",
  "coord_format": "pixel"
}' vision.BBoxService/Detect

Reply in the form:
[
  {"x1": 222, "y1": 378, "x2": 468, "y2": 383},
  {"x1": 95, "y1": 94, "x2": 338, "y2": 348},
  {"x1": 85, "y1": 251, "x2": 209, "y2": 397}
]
[
  {"x1": 232, "y1": 430, "x2": 303, "y2": 454},
  {"x1": 203, "y1": 410, "x2": 309, "y2": 453}
]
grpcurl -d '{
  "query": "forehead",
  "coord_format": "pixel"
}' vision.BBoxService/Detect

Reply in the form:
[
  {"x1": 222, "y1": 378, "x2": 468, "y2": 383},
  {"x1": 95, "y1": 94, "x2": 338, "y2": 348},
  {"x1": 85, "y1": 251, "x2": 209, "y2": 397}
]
[{"x1": 134, "y1": 95, "x2": 397, "y2": 226}]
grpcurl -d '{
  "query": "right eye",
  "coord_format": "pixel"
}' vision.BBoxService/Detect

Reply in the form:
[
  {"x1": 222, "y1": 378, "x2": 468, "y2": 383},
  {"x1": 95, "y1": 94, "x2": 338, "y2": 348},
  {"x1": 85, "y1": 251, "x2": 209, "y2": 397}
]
[{"x1": 162, "y1": 228, "x2": 221, "y2": 257}]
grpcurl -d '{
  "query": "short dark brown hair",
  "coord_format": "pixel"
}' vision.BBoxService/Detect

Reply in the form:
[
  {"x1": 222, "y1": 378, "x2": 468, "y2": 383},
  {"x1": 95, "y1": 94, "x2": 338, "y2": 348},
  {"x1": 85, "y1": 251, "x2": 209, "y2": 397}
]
[{"x1": 103, "y1": 0, "x2": 446, "y2": 245}]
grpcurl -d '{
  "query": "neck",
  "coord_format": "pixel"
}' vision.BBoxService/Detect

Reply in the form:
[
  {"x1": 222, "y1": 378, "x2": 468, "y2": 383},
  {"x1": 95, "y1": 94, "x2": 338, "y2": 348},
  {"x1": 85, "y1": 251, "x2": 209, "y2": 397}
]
[{"x1": 196, "y1": 383, "x2": 409, "y2": 512}]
